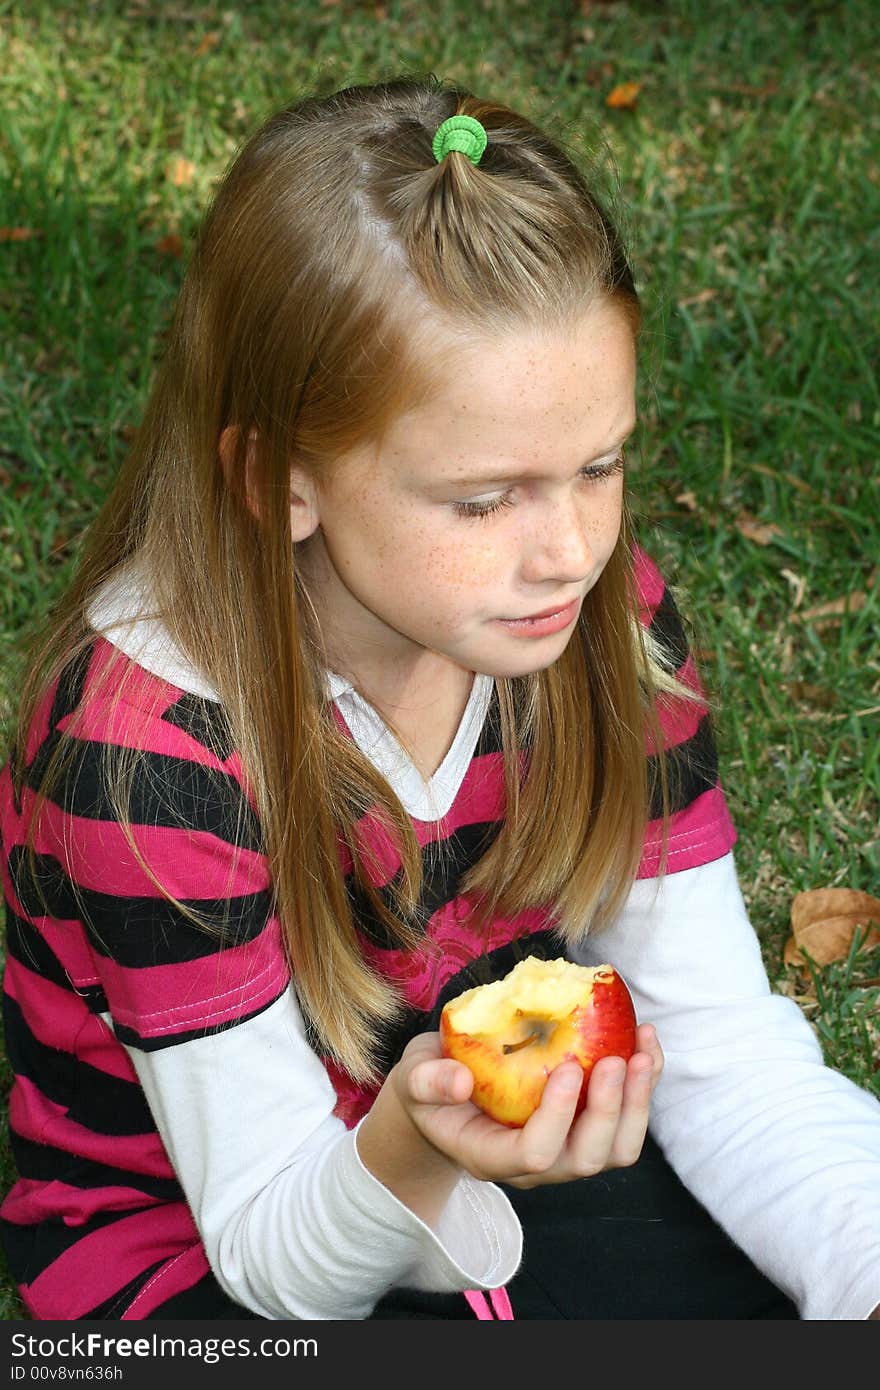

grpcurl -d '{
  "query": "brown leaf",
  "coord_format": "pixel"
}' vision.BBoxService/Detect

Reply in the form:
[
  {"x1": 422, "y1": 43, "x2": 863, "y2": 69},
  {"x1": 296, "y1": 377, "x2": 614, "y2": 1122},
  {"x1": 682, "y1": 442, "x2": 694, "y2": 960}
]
[
  {"x1": 799, "y1": 591, "x2": 867, "y2": 622},
  {"x1": 751, "y1": 462, "x2": 813, "y2": 494},
  {"x1": 679, "y1": 288, "x2": 718, "y2": 307},
  {"x1": 735, "y1": 510, "x2": 782, "y2": 545},
  {"x1": 606, "y1": 81, "x2": 641, "y2": 110},
  {"x1": 0, "y1": 456, "x2": 31, "y2": 497},
  {"x1": 167, "y1": 157, "x2": 195, "y2": 187},
  {"x1": 195, "y1": 32, "x2": 220, "y2": 55},
  {"x1": 784, "y1": 680, "x2": 837, "y2": 709},
  {"x1": 154, "y1": 233, "x2": 184, "y2": 257},
  {"x1": 0, "y1": 227, "x2": 42, "y2": 242},
  {"x1": 675, "y1": 489, "x2": 699, "y2": 512},
  {"x1": 784, "y1": 888, "x2": 880, "y2": 967}
]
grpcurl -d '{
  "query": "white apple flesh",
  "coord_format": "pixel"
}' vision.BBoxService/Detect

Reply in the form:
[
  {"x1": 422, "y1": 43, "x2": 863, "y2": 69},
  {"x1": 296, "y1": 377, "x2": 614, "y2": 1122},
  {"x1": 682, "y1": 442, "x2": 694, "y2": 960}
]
[{"x1": 440, "y1": 956, "x2": 637, "y2": 1128}]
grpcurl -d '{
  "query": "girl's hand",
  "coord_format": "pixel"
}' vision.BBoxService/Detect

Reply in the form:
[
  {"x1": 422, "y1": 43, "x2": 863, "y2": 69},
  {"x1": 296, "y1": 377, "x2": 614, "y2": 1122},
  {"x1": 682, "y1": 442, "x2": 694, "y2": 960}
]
[{"x1": 392, "y1": 1022, "x2": 663, "y2": 1190}]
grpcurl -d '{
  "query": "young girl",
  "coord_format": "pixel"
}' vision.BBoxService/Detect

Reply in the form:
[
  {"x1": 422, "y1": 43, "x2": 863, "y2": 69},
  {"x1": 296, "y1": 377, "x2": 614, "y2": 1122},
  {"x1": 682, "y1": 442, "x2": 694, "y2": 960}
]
[{"x1": 1, "y1": 76, "x2": 878, "y2": 1323}]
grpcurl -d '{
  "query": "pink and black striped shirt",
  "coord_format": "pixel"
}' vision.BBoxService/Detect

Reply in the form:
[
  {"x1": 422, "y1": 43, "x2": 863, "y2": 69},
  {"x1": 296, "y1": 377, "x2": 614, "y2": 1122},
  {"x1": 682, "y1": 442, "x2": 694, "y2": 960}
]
[{"x1": 0, "y1": 547, "x2": 735, "y2": 1318}]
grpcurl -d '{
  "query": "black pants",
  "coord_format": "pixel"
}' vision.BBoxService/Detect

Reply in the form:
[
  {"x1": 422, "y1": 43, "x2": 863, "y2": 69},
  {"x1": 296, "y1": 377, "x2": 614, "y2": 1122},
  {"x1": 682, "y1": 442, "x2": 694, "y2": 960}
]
[
  {"x1": 370, "y1": 1134, "x2": 798, "y2": 1320},
  {"x1": 142, "y1": 1134, "x2": 797, "y2": 1321}
]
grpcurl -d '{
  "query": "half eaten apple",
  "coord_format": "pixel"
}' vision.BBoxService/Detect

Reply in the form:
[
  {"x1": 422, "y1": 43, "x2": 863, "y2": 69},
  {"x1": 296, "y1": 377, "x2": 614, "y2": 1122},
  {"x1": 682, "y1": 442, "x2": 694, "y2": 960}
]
[{"x1": 440, "y1": 956, "x2": 637, "y2": 1128}]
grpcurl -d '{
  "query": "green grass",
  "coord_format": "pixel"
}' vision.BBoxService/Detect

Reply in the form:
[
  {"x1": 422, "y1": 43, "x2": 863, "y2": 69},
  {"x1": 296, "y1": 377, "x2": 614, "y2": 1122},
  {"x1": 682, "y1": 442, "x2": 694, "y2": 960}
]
[{"x1": 1, "y1": 0, "x2": 878, "y2": 1320}]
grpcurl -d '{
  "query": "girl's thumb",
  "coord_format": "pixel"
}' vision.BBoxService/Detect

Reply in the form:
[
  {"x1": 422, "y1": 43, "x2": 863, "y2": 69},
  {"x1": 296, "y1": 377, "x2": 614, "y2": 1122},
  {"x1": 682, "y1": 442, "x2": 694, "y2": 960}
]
[{"x1": 408, "y1": 1058, "x2": 473, "y2": 1107}]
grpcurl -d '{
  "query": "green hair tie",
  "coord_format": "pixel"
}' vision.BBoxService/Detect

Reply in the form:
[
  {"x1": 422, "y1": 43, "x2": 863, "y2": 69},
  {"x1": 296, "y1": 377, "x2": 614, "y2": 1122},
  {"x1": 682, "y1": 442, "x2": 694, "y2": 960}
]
[{"x1": 432, "y1": 114, "x2": 488, "y2": 167}]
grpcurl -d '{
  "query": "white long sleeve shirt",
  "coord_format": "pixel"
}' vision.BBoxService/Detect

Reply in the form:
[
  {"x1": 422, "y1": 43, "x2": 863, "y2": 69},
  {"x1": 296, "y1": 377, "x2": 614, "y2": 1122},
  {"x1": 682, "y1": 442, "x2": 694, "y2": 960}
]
[{"x1": 99, "y1": 569, "x2": 880, "y2": 1320}]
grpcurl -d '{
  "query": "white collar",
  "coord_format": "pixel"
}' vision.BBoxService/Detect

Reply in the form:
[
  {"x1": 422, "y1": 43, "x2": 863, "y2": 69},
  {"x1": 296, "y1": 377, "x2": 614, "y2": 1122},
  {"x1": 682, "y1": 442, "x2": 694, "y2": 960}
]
[{"x1": 87, "y1": 565, "x2": 493, "y2": 820}]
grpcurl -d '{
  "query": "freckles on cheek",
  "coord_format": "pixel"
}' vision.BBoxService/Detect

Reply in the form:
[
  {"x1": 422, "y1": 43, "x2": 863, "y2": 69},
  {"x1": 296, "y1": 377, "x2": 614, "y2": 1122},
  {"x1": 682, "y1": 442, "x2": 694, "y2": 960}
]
[
  {"x1": 418, "y1": 543, "x2": 487, "y2": 627},
  {"x1": 591, "y1": 495, "x2": 624, "y2": 548},
  {"x1": 423, "y1": 539, "x2": 490, "y2": 590},
  {"x1": 587, "y1": 510, "x2": 616, "y2": 543},
  {"x1": 424, "y1": 547, "x2": 462, "y2": 600}
]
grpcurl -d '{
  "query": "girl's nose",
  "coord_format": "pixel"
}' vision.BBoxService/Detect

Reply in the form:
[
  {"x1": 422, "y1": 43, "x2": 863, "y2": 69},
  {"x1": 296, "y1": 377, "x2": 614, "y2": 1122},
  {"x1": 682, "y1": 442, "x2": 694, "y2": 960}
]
[{"x1": 518, "y1": 495, "x2": 594, "y2": 585}]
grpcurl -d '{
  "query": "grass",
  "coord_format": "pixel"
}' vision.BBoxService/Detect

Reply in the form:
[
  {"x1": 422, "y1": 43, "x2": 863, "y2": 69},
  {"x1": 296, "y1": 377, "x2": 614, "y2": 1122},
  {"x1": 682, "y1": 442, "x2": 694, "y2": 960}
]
[{"x1": 1, "y1": 0, "x2": 878, "y2": 1319}]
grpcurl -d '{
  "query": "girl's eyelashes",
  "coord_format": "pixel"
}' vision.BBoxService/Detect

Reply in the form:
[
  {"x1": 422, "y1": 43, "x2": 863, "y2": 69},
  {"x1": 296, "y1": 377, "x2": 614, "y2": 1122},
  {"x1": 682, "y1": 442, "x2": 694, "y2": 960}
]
[{"x1": 452, "y1": 449, "x2": 626, "y2": 521}]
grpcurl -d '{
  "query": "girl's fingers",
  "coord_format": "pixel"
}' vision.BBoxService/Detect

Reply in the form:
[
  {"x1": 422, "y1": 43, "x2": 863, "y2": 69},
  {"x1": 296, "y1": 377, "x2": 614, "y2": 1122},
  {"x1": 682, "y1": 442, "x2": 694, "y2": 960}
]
[
  {"x1": 549, "y1": 1048, "x2": 653, "y2": 1180},
  {"x1": 516, "y1": 1029, "x2": 662, "y2": 1178},
  {"x1": 406, "y1": 1057, "x2": 474, "y2": 1107},
  {"x1": 636, "y1": 1023, "x2": 664, "y2": 1087},
  {"x1": 600, "y1": 1052, "x2": 655, "y2": 1168},
  {"x1": 512, "y1": 1062, "x2": 584, "y2": 1172},
  {"x1": 562, "y1": 1055, "x2": 629, "y2": 1175},
  {"x1": 397, "y1": 1033, "x2": 475, "y2": 1108}
]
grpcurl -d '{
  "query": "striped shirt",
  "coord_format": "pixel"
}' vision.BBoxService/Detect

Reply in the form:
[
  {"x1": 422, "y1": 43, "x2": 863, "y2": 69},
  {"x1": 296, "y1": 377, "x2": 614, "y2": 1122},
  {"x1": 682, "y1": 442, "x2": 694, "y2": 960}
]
[{"x1": 0, "y1": 546, "x2": 735, "y2": 1318}]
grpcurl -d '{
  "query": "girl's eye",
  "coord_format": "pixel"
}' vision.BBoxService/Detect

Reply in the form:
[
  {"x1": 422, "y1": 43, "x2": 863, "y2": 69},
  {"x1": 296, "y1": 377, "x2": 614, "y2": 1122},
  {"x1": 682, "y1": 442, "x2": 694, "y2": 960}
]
[{"x1": 452, "y1": 450, "x2": 625, "y2": 521}]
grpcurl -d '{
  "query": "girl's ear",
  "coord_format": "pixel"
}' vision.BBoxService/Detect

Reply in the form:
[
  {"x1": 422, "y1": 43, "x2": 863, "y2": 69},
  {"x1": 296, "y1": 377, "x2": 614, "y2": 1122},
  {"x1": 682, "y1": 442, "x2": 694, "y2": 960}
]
[
  {"x1": 219, "y1": 426, "x2": 319, "y2": 541},
  {"x1": 219, "y1": 424, "x2": 260, "y2": 518},
  {"x1": 289, "y1": 465, "x2": 321, "y2": 543}
]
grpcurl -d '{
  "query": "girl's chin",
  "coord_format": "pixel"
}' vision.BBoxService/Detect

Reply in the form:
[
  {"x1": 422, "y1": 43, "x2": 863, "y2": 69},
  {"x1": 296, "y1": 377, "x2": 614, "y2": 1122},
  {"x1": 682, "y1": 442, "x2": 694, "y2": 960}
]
[{"x1": 470, "y1": 643, "x2": 574, "y2": 681}]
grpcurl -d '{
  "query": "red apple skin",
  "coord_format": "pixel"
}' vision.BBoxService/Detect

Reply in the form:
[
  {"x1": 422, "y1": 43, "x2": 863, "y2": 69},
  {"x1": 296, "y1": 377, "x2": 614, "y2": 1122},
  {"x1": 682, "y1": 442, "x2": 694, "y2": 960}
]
[{"x1": 440, "y1": 963, "x2": 637, "y2": 1129}]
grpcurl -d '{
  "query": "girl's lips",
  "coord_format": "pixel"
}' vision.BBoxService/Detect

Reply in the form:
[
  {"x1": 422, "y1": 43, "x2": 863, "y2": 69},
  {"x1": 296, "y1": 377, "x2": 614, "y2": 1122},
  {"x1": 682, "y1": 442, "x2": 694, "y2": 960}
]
[
  {"x1": 495, "y1": 597, "x2": 581, "y2": 636},
  {"x1": 517, "y1": 599, "x2": 576, "y2": 620}
]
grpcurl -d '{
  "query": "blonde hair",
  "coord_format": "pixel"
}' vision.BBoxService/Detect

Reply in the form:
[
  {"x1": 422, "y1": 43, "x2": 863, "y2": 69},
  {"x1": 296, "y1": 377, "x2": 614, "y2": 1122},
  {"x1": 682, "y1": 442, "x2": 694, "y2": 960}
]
[{"x1": 14, "y1": 76, "x2": 692, "y2": 1082}]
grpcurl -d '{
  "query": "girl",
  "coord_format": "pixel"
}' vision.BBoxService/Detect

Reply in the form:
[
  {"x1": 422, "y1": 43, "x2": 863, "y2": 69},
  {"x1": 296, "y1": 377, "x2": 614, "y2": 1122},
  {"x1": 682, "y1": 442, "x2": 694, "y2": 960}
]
[{"x1": 1, "y1": 75, "x2": 878, "y2": 1323}]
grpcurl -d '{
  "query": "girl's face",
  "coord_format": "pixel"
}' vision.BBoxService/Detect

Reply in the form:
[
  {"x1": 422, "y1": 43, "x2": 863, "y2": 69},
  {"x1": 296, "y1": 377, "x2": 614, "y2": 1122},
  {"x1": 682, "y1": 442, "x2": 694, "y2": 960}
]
[{"x1": 294, "y1": 298, "x2": 636, "y2": 693}]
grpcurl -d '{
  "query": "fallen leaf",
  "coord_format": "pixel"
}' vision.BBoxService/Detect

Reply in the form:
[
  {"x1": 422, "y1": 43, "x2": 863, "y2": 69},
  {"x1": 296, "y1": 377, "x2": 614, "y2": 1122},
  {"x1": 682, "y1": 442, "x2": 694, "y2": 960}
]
[
  {"x1": 799, "y1": 591, "x2": 867, "y2": 622},
  {"x1": 583, "y1": 62, "x2": 615, "y2": 85},
  {"x1": 154, "y1": 233, "x2": 184, "y2": 257},
  {"x1": 0, "y1": 227, "x2": 42, "y2": 241},
  {"x1": 195, "y1": 32, "x2": 220, "y2": 55},
  {"x1": 735, "y1": 510, "x2": 782, "y2": 545},
  {"x1": 784, "y1": 888, "x2": 880, "y2": 967},
  {"x1": 750, "y1": 462, "x2": 813, "y2": 494},
  {"x1": 679, "y1": 288, "x2": 718, "y2": 307},
  {"x1": 167, "y1": 157, "x2": 195, "y2": 187},
  {"x1": 675, "y1": 490, "x2": 699, "y2": 512},
  {"x1": 0, "y1": 457, "x2": 30, "y2": 497},
  {"x1": 784, "y1": 680, "x2": 837, "y2": 708},
  {"x1": 606, "y1": 81, "x2": 641, "y2": 110}
]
